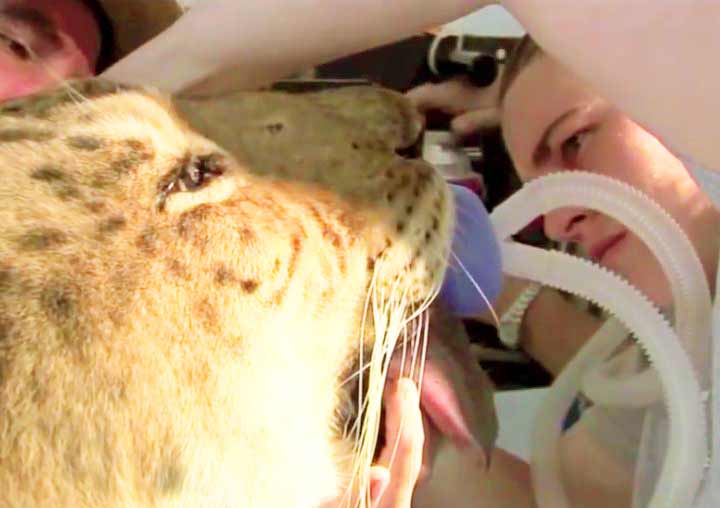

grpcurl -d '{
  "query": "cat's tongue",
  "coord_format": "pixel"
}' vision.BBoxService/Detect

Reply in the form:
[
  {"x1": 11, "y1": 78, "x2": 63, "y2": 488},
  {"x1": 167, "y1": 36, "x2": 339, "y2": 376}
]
[{"x1": 389, "y1": 309, "x2": 497, "y2": 462}]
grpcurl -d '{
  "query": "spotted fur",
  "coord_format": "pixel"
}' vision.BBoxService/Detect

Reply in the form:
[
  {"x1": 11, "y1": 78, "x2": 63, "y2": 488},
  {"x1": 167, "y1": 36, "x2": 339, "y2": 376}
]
[{"x1": 0, "y1": 80, "x2": 454, "y2": 508}]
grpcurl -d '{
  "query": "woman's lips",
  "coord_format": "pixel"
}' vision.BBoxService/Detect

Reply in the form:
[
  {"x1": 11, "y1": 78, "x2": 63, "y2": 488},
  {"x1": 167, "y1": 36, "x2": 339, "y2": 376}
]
[{"x1": 589, "y1": 232, "x2": 627, "y2": 264}]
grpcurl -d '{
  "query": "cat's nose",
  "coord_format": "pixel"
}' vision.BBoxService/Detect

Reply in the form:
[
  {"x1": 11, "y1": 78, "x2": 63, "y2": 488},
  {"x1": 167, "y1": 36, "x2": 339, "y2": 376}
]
[{"x1": 439, "y1": 184, "x2": 502, "y2": 317}]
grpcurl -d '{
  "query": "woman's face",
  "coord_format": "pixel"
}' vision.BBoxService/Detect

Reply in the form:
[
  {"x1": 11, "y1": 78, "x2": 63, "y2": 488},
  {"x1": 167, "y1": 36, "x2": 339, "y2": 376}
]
[
  {"x1": 0, "y1": 0, "x2": 100, "y2": 101},
  {"x1": 501, "y1": 55, "x2": 720, "y2": 307}
]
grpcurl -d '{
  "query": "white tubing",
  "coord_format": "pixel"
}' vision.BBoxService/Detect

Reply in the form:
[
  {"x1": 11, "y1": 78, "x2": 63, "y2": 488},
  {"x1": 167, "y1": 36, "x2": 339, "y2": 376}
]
[
  {"x1": 490, "y1": 171, "x2": 711, "y2": 508},
  {"x1": 505, "y1": 242, "x2": 706, "y2": 508},
  {"x1": 530, "y1": 317, "x2": 629, "y2": 507},
  {"x1": 492, "y1": 172, "x2": 712, "y2": 398}
]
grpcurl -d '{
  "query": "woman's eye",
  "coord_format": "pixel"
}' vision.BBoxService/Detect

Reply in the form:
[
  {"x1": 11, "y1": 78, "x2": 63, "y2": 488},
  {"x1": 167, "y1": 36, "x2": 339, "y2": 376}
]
[
  {"x1": 560, "y1": 128, "x2": 592, "y2": 166},
  {"x1": 0, "y1": 32, "x2": 30, "y2": 60}
]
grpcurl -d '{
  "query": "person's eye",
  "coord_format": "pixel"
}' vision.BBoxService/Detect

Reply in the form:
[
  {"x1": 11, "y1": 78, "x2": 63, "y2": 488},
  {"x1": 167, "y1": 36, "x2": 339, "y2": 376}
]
[
  {"x1": 560, "y1": 128, "x2": 593, "y2": 167},
  {"x1": 0, "y1": 32, "x2": 31, "y2": 60}
]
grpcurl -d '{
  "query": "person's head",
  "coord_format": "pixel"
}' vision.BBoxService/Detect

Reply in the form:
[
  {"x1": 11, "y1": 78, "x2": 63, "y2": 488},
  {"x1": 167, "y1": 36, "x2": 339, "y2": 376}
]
[
  {"x1": 0, "y1": 0, "x2": 182, "y2": 101},
  {"x1": 0, "y1": 0, "x2": 105, "y2": 99},
  {"x1": 499, "y1": 36, "x2": 720, "y2": 307}
]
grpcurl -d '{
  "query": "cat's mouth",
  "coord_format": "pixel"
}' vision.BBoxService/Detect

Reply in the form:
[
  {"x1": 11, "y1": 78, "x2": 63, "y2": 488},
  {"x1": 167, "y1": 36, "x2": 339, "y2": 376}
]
[{"x1": 338, "y1": 306, "x2": 497, "y2": 463}]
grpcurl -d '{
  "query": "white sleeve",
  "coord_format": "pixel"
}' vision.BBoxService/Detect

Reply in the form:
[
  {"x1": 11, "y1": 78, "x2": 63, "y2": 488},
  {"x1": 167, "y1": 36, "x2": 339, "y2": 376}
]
[{"x1": 103, "y1": 0, "x2": 484, "y2": 93}]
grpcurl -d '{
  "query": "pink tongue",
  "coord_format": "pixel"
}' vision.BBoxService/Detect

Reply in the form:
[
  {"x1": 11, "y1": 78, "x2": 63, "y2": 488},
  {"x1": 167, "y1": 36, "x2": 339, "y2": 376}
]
[
  {"x1": 420, "y1": 359, "x2": 479, "y2": 449},
  {"x1": 389, "y1": 309, "x2": 497, "y2": 458}
]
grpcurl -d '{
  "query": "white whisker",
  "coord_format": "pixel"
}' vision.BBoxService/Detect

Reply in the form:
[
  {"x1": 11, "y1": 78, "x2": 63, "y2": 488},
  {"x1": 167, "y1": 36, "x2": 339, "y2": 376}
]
[{"x1": 449, "y1": 250, "x2": 500, "y2": 326}]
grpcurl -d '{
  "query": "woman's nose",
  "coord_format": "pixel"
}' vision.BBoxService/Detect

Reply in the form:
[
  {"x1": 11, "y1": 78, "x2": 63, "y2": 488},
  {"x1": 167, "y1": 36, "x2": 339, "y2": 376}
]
[{"x1": 543, "y1": 206, "x2": 591, "y2": 242}]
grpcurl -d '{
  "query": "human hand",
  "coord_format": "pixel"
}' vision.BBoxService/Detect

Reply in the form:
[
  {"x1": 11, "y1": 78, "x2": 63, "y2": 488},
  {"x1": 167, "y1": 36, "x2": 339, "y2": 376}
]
[
  {"x1": 383, "y1": 305, "x2": 497, "y2": 478},
  {"x1": 406, "y1": 76, "x2": 501, "y2": 138},
  {"x1": 366, "y1": 305, "x2": 498, "y2": 507},
  {"x1": 368, "y1": 378, "x2": 426, "y2": 508}
]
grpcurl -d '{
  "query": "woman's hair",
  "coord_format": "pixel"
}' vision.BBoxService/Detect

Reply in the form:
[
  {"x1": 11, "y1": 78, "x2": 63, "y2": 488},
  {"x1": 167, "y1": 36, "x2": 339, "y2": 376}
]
[
  {"x1": 79, "y1": 0, "x2": 115, "y2": 72},
  {"x1": 498, "y1": 35, "x2": 542, "y2": 104}
]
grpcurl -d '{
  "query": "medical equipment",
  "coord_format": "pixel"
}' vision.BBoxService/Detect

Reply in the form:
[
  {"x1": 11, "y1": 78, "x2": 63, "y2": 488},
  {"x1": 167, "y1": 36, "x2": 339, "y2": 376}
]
[
  {"x1": 427, "y1": 33, "x2": 502, "y2": 87},
  {"x1": 491, "y1": 171, "x2": 714, "y2": 508},
  {"x1": 441, "y1": 184, "x2": 503, "y2": 316}
]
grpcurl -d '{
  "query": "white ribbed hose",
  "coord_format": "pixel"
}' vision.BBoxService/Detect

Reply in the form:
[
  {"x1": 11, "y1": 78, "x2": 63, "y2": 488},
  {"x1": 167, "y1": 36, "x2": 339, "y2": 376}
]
[{"x1": 490, "y1": 171, "x2": 711, "y2": 508}]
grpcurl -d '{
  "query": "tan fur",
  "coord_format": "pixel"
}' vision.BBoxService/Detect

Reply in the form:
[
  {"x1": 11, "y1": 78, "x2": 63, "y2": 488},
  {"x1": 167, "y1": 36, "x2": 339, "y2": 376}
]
[{"x1": 0, "y1": 80, "x2": 454, "y2": 508}]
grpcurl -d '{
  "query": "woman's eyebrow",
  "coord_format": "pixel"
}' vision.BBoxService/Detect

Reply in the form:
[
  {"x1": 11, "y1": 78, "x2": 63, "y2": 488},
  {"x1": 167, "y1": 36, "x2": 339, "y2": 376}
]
[
  {"x1": 532, "y1": 107, "x2": 579, "y2": 165},
  {"x1": 0, "y1": 6, "x2": 61, "y2": 49}
]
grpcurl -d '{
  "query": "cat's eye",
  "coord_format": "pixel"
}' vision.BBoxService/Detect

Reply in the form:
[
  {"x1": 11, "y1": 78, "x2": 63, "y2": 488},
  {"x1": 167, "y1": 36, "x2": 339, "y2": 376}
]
[
  {"x1": 176, "y1": 154, "x2": 225, "y2": 191},
  {"x1": 157, "y1": 154, "x2": 228, "y2": 210}
]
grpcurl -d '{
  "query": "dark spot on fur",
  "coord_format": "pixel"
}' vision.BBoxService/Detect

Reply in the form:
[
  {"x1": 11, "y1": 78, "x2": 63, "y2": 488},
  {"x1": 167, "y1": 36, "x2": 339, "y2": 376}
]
[
  {"x1": 67, "y1": 136, "x2": 103, "y2": 151},
  {"x1": 31, "y1": 166, "x2": 81, "y2": 200},
  {"x1": 31, "y1": 165, "x2": 65, "y2": 182},
  {"x1": 100, "y1": 140, "x2": 155, "y2": 184},
  {"x1": 241, "y1": 280, "x2": 259, "y2": 293},
  {"x1": 0, "y1": 128, "x2": 54, "y2": 143},
  {"x1": 98, "y1": 215, "x2": 127, "y2": 235},
  {"x1": 307, "y1": 202, "x2": 343, "y2": 250},
  {"x1": 124, "y1": 138, "x2": 155, "y2": 162},
  {"x1": 0, "y1": 265, "x2": 14, "y2": 292},
  {"x1": 40, "y1": 285, "x2": 75, "y2": 323},
  {"x1": 111, "y1": 157, "x2": 137, "y2": 176},
  {"x1": 18, "y1": 227, "x2": 67, "y2": 251},
  {"x1": 136, "y1": 227, "x2": 159, "y2": 254},
  {"x1": 271, "y1": 235, "x2": 302, "y2": 306},
  {"x1": 425, "y1": 231, "x2": 432, "y2": 243},
  {"x1": 405, "y1": 205, "x2": 413, "y2": 215},
  {"x1": 386, "y1": 192, "x2": 395, "y2": 202},
  {"x1": 352, "y1": 142, "x2": 360, "y2": 150},
  {"x1": 91, "y1": 172, "x2": 117, "y2": 189},
  {"x1": 176, "y1": 205, "x2": 214, "y2": 250},
  {"x1": 85, "y1": 200, "x2": 107, "y2": 214},
  {"x1": 0, "y1": 317, "x2": 10, "y2": 342},
  {"x1": 155, "y1": 463, "x2": 185, "y2": 496},
  {"x1": 266, "y1": 122, "x2": 284, "y2": 134},
  {"x1": 215, "y1": 266, "x2": 234, "y2": 286},
  {"x1": 432, "y1": 217, "x2": 439, "y2": 231},
  {"x1": 166, "y1": 259, "x2": 189, "y2": 280},
  {"x1": 215, "y1": 266, "x2": 258, "y2": 292},
  {"x1": 413, "y1": 186, "x2": 421, "y2": 198},
  {"x1": 55, "y1": 185, "x2": 81, "y2": 201},
  {"x1": 367, "y1": 257, "x2": 376, "y2": 271},
  {"x1": 238, "y1": 226, "x2": 255, "y2": 242},
  {"x1": 396, "y1": 222, "x2": 405, "y2": 233},
  {"x1": 196, "y1": 297, "x2": 219, "y2": 333}
]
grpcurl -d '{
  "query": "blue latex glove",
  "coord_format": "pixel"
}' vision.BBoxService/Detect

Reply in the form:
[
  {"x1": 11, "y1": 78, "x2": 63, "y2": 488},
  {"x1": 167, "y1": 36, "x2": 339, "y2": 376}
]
[{"x1": 439, "y1": 184, "x2": 503, "y2": 316}]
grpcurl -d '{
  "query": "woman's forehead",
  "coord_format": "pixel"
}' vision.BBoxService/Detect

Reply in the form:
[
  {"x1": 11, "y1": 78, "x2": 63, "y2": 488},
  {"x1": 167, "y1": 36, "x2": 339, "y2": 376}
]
[{"x1": 500, "y1": 56, "x2": 596, "y2": 172}]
